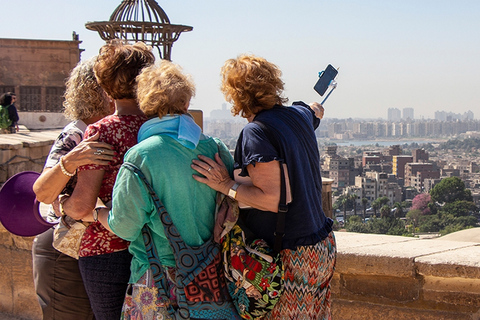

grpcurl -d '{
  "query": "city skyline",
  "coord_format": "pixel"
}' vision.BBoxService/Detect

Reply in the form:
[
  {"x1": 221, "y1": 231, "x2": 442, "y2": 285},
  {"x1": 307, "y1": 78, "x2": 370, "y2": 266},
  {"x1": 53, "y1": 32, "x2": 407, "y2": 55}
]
[
  {"x1": 208, "y1": 104, "x2": 476, "y2": 121},
  {"x1": 2, "y1": 0, "x2": 480, "y2": 120}
]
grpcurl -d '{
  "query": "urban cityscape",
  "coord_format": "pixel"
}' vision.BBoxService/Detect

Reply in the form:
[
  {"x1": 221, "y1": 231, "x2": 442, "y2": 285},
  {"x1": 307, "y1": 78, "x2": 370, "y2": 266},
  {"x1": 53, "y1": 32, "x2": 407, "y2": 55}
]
[{"x1": 1, "y1": 0, "x2": 480, "y2": 318}]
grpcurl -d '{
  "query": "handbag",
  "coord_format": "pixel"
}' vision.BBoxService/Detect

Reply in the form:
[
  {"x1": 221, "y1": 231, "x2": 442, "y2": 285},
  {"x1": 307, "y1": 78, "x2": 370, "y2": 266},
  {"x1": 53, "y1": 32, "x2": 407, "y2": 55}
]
[
  {"x1": 52, "y1": 196, "x2": 104, "y2": 259},
  {"x1": 121, "y1": 162, "x2": 240, "y2": 320},
  {"x1": 221, "y1": 120, "x2": 288, "y2": 319},
  {"x1": 52, "y1": 215, "x2": 87, "y2": 259}
]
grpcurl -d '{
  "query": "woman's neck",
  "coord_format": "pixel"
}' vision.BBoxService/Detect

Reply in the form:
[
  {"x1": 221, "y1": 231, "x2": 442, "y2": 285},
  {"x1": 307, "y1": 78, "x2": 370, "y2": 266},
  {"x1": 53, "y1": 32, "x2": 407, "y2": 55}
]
[{"x1": 114, "y1": 99, "x2": 144, "y2": 116}]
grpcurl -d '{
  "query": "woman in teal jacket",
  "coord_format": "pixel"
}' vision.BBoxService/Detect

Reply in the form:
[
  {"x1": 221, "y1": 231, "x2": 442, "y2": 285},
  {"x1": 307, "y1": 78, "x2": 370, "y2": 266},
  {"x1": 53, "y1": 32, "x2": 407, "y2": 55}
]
[{"x1": 97, "y1": 61, "x2": 238, "y2": 319}]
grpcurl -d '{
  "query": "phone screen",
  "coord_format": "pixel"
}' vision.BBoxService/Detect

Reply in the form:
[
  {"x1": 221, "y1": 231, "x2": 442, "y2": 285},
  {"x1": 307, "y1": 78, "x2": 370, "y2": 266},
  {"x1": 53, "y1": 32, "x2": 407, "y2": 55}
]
[{"x1": 314, "y1": 64, "x2": 338, "y2": 96}]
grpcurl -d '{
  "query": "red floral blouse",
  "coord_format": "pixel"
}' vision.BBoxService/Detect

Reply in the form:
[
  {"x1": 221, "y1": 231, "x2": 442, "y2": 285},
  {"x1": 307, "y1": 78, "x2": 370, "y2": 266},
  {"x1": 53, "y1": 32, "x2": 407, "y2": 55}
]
[{"x1": 78, "y1": 114, "x2": 147, "y2": 257}]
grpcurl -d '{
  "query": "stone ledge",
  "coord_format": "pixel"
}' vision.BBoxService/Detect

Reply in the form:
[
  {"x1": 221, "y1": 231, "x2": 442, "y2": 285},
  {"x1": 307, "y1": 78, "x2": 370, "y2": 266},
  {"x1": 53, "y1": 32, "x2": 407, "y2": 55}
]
[
  {"x1": 334, "y1": 229, "x2": 480, "y2": 319},
  {"x1": 1, "y1": 216, "x2": 480, "y2": 319}
]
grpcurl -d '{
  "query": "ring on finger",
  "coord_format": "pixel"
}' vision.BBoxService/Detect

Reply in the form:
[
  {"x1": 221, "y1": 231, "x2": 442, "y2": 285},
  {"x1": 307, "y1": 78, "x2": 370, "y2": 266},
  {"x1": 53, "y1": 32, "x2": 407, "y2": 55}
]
[
  {"x1": 94, "y1": 149, "x2": 104, "y2": 155},
  {"x1": 207, "y1": 166, "x2": 213, "y2": 172}
]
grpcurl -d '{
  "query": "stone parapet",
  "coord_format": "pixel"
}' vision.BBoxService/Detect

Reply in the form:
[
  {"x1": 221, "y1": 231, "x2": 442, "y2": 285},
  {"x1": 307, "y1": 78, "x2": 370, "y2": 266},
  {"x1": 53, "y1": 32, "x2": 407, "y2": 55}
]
[
  {"x1": 332, "y1": 231, "x2": 480, "y2": 319},
  {"x1": 1, "y1": 226, "x2": 479, "y2": 320},
  {"x1": 0, "y1": 129, "x2": 61, "y2": 186}
]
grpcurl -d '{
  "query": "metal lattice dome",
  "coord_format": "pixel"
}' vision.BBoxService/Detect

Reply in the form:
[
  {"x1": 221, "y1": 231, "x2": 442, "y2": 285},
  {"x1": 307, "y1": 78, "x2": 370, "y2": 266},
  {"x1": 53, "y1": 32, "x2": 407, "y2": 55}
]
[{"x1": 85, "y1": 0, "x2": 192, "y2": 60}]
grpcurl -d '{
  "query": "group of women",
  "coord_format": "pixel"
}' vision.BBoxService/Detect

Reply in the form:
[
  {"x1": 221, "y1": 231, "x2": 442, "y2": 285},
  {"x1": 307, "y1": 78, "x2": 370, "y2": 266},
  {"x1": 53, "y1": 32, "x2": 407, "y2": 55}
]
[{"x1": 32, "y1": 40, "x2": 336, "y2": 320}]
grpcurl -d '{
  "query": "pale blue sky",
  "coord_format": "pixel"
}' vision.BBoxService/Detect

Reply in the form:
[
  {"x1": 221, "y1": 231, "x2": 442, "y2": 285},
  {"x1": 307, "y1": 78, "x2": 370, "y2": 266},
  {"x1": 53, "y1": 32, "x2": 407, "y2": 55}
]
[{"x1": 2, "y1": 0, "x2": 479, "y2": 119}]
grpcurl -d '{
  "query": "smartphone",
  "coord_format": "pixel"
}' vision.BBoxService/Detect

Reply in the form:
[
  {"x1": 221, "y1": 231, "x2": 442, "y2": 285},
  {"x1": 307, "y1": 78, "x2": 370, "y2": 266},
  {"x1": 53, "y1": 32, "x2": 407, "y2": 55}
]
[{"x1": 314, "y1": 64, "x2": 338, "y2": 96}]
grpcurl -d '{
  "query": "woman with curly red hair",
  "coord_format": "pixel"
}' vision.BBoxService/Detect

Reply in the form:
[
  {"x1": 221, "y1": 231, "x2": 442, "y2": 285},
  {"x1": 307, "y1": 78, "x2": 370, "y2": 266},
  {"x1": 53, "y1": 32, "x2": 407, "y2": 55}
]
[{"x1": 192, "y1": 54, "x2": 336, "y2": 319}]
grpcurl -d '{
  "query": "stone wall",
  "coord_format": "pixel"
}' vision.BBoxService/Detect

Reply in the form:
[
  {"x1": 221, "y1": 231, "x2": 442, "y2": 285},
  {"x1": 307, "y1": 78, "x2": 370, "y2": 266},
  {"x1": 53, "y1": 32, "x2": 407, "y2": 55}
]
[
  {"x1": 0, "y1": 230, "x2": 40, "y2": 319},
  {"x1": 0, "y1": 130, "x2": 61, "y2": 185},
  {"x1": 332, "y1": 232, "x2": 480, "y2": 320},
  {"x1": 17, "y1": 112, "x2": 69, "y2": 130},
  {"x1": 0, "y1": 37, "x2": 82, "y2": 112},
  {"x1": 2, "y1": 227, "x2": 479, "y2": 320}
]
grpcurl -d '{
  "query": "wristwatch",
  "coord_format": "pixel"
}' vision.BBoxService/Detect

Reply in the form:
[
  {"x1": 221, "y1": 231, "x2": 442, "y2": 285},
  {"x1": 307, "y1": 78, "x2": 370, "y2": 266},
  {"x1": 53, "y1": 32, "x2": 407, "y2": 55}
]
[
  {"x1": 92, "y1": 208, "x2": 99, "y2": 222},
  {"x1": 93, "y1": 207, "x2": 106, "y2": 222},
  {"x1": 228, "y1": 182, "x2": 240, "y2": 199}
]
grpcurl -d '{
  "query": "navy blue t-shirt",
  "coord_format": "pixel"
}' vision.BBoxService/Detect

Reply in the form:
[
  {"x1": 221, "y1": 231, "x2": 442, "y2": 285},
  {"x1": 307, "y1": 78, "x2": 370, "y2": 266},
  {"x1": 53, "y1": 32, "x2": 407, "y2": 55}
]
[{"x1": 234, "y1": 102, "x2": 333, "y2": 250}]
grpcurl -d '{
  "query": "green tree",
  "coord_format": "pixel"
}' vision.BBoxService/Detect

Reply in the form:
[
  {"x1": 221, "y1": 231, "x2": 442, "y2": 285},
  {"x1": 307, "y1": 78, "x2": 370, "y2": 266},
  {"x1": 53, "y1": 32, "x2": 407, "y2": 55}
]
[
  {"x1": 372, "y1": 200, "x2": 381, "y2": 217},
  {"x1": 439, "y1": 200, "x2": 479, "y2": 217},
  {"x1": 393, "y1": 202, "x2": 404, "y2": 218},
  {"x1": 378, "y1": 196, "x2": 390, "y2": 206},
  {"x1": 430, "y1": 177, "x2": 473, "y2": 204},
  {"x1": 380, "y1": 204, "x2": 391, "y2": 219}
]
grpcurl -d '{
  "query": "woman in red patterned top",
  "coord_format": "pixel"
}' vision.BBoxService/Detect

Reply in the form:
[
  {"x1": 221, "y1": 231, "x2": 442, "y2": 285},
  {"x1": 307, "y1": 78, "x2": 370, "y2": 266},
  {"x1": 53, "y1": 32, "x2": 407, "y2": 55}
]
[{"x1": 61, "y1": 41, "x2": 155, "y2": 320}]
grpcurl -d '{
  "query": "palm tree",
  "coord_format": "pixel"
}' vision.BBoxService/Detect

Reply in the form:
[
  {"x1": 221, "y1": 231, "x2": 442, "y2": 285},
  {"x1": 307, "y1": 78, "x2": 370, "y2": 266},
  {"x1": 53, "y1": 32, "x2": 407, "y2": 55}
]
[
  {"x1": 380, "y1": 204, "x2": 391, "y2": 219},
  {"x1": 341, "y1": 196, "x2": 348, "y2": 218},
  {"x1": 349, "y1": 193, "x2": 357, "y2": 216},
  {"x1": 372, "y1": 199, "x2": 381, "y2": 218},
  {"x1": 361, "y1": 197, "x2": 368, "y2": 221},
  {"x1": 393, "y1": 202, "x2": 404, "y2": 218}
]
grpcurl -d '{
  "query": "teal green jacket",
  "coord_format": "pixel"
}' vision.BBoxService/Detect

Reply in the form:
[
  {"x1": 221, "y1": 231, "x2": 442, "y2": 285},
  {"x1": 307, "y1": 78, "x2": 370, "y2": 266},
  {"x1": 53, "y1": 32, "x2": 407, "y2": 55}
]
[{"x1": 108, "y1": 116, "x2": 233, "y2": 283}]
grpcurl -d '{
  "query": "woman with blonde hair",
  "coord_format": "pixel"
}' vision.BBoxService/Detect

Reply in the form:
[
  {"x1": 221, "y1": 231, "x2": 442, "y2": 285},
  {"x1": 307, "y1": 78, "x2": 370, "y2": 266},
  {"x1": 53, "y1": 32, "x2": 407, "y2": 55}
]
[
  {"x1": 192, "y1": 54, "x2": 336, "y2": 319},
  {"x1": 60, "y1": 41, "x2": 154, "y2": 320},
  {"x1": 97, "y1": 60, "x2": 239, "y2": 319},
  {"x1": 32, "y1": 57, "x2": 114, "y2": 320}
]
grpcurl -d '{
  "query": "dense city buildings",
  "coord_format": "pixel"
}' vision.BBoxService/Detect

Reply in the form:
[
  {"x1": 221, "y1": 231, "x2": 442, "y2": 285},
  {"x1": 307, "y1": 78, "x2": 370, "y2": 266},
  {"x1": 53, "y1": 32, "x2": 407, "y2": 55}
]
[{"x1": 203, "y1": 105, "x2": 480, "y2": 212}]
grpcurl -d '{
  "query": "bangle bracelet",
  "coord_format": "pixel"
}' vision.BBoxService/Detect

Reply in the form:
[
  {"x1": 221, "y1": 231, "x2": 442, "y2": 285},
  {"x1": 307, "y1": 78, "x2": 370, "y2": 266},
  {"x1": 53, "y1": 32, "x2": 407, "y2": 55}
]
[
  {"x1": 59, "y1": 157, "x2": 75, "y2": 177},
  {"x1": 58, "y1": 194, "x2": 70, "y2": 216}
]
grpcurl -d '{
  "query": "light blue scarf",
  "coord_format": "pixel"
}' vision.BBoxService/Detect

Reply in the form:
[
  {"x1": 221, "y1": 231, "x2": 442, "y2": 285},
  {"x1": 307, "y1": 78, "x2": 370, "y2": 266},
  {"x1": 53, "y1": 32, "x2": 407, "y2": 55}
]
[{"x1": 137, "y1": 114, "x2": 203, "y2": 149}]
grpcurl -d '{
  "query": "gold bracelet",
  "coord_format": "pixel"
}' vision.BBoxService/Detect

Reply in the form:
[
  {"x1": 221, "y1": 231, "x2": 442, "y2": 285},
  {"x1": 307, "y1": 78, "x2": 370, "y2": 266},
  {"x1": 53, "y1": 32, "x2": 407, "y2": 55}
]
[
  {"x1": 59, "y1": 157, "x2": 75, "y2": 177},
  {"x1": 58, "y1": 194, "x2": 70, "y2": 216}
]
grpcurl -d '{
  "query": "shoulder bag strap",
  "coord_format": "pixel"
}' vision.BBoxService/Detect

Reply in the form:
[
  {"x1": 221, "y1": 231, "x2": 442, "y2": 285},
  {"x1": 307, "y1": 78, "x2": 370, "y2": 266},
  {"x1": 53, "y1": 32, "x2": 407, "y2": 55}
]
[{"x1": 121, "y1": 162, "x2": 177, "y2": 316}]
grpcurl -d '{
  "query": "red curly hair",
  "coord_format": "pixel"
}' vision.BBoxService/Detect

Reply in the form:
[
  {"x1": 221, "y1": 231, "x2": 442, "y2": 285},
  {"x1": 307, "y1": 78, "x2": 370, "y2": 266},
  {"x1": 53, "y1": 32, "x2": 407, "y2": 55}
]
[{"x1": 220, "y1": 54, "x2": 288, "y2": 118}]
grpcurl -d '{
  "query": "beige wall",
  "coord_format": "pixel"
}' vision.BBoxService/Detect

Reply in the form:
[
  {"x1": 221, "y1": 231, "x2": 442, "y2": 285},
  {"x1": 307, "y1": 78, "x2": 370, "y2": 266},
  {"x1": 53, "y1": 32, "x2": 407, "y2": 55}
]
[{"x1": 0, "y1": 37, "x2": 82, "y2": 112}]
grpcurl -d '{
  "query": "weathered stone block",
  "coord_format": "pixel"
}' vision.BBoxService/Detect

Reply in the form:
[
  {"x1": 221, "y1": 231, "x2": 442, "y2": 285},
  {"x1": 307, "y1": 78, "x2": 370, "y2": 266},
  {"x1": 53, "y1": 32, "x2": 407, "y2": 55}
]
[
  {"x1": 0, "y1": 149, "x2": 13, "y2": 164},
  {"x1": 422, "y1": 275, "x2": 480, "y2": 308},
  {"x1": 27, "y1": 146, "x2": 45, "y2": 161},
  {"x1": 332, "y1": 299, "x2": 472, "y2": 320},
  {"x1": 339, "y1": 273, "x2": 422, "y2": 302}
]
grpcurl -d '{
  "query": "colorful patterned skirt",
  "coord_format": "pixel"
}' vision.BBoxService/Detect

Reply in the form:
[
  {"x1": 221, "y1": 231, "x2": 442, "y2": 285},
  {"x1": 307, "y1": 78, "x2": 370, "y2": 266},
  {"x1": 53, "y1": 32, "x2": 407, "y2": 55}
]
[{"x1": 264, "y1": 232, "x2": 337, "y2": 320}]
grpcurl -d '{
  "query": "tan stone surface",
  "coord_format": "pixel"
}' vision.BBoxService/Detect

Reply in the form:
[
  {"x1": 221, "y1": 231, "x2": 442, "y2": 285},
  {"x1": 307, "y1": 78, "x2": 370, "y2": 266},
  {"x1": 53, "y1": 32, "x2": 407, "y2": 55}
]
[
  {"x1": 416, "y1": 245, "x2": 480, "y2": 278},
  {"x1": 332, "y1": 299, "x2": 476, "y2": 320},
  {"x1": 437, "y1": 227, "x2": 480, "y2": 243}
]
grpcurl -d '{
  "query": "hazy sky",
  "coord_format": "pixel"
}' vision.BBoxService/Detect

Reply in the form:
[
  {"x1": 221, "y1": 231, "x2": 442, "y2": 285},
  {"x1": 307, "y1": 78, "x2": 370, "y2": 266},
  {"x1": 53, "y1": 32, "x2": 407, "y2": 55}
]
[{"x1": 2, "y1": 0, "x2": 479, "y2": 119}]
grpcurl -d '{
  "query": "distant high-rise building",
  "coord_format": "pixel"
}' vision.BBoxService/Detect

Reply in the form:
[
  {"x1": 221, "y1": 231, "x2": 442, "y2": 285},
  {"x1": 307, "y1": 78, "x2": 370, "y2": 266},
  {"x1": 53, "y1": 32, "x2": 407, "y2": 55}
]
[
  {"x1": 388, "y1": 108, "x2": 401, "y2": 121},
  {"x1": 403, "y1": 107, "x2": 414, "y2": 120},
  {"x1": 209, "y1": 103, "x2": 233, "y2": 119},
  {"x1": 435, "y1": 111, "x2": 446, "y2": 121},
  {"x1": 412, "y1": 149, "x2": 429, "y2": 163}
]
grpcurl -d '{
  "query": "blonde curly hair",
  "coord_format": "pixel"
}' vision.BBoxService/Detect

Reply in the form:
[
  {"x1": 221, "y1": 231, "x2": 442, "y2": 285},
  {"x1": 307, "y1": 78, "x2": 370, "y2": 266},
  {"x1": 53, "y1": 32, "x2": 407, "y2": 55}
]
[
  {"x1": 220, "y1": 54, "x2": 288, "y2": 119},
  {"x1": 94, "y1": 40, "x2": 155, "y2": 100},
  {"x1": 63, "y1": 57, "x2": 111, "y2": 121},
  {"x1": 136, "y1": 60, "x2": 195, "y2": 118}
]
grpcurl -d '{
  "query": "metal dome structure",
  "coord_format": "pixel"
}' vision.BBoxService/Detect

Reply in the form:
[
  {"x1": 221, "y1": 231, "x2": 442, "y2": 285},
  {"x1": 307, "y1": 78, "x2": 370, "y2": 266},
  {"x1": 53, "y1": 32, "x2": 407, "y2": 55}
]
[{"x1": 85, "y1": 0, "x2": 192, "y2": 60}]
